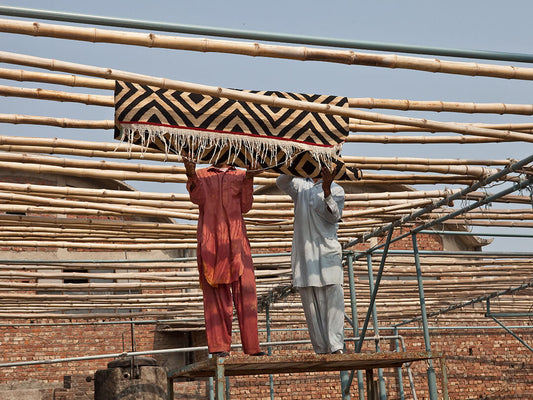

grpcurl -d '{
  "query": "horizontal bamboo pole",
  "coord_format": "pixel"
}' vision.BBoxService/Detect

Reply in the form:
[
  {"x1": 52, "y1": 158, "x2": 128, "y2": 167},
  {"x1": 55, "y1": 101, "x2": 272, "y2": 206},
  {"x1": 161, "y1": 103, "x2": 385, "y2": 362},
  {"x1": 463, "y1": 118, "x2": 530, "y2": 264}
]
[
  {"x1": 2, "y1": 51, "x2": 532, "y2": 143},
  {"x1": 0, "y1": 148, "x2": 504, "y2": 183},
  {"x1": 351, "y1": 163, "x2": 497, "y2": 177},
  {"x1": 3, "y1": 18, "x2": 533, "y2": 80},
  {"x1": 6, "y1": 82, "x2": 533, "y2": 125},
  {"x1": 350, "y1": 121, "x2": 533, "y2": 134},
  {"x1": 0, "y1": 134, "x2": 173, "y2": 155},
  {"x1": 0, "y1": 239, "x2": 292, "y2": 250},
  {"x1": 0, "y1": 179, "x2": 187, "y2": 202},
  {"x1": 5, "y1": 65, "x2": 533, "y2": 117},
  {"x1": 0, "y1": 310, "x2": 204, "y2": 320},
  {"x1": 0, "y1": 84, "x2": 113, "y2": 106},
  {"x1": 0, "y1": 67, "x2": 114, "y2": 89},
  {"x1": 0, "y1": 151, "x2": 185, "y2": 174},
  {"x1": 349, "y1": 97, "x2": 533, "y2": 115},
  {"x1": 0, "y1": 144, "x2": 183, "y2": 163},
  {"x1": 0, "y1": 113, "x2": 113, "y2": 129},
  {"x1": 0, "y1": 157, "x2": 484, "y2": 186},
  {"x1": 0, "y1": 142, "x2": 511, "y2": 179},
  {"x1": 0, "y1": 213, "x2": 191, "y2": 231},
  {"x1": 341, "y1": 156, "x2": 510, "y2": 166},
  {"x1": 0, "y1": 160, "x2": 188, "y2": 183},
  {"x1": 443, "y1": 220, "x2": 533, "y2": 228},
  {"x1": 345, "y1": 134, "x2": 503, "y2": 144},
  {"x1": 1, "y1": 270, "x2": 197, "y2": 281}
]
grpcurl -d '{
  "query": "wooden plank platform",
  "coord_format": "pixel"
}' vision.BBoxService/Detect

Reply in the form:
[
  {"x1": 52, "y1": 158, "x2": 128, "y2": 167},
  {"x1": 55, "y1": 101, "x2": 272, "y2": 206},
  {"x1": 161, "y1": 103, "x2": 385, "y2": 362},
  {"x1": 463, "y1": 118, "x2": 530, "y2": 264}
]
[{"x1": 169, "y1": 351, "x2": 433, "y2": 379}]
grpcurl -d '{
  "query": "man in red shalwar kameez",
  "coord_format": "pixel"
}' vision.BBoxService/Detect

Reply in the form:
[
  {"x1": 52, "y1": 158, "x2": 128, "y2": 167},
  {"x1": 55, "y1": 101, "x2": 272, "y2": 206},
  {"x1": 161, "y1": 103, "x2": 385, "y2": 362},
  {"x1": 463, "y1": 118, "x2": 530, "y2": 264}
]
[{"x1": 184, "y1": 158, "x2": 265, "y2": 357}]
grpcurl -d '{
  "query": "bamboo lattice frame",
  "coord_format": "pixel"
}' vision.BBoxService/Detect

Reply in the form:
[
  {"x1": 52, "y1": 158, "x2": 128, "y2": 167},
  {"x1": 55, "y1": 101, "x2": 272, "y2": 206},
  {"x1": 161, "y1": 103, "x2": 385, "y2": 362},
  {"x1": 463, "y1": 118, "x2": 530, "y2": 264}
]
[{"x1": 0, "y1": 15, "x2": 531, "y2": 333}]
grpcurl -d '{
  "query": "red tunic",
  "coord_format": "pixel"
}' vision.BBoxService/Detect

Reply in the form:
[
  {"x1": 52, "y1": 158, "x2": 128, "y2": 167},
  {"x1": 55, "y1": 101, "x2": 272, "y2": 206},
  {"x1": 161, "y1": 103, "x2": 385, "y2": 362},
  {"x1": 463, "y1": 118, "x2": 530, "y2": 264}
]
[
  {"x1": 187, "y1": 166, "x2": 260, "y2": 354},
  {"x1": 187, "y1": 166, "x2": 253, "y2": 286}
]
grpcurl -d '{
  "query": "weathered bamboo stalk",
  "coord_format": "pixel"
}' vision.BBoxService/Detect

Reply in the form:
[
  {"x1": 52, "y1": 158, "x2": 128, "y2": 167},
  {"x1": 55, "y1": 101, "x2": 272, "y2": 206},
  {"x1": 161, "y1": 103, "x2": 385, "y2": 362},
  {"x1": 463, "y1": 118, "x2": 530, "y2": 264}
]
[
  {"x1": 0, "y1": 84, "x2": 113, "y2": 106},
  {"x1": 0, "y1": 160, "x2": 188, "y2": 183},
  {"x1": 2, "y1": 18, "x2": 533, "y2": 80},
  {"x1": 350, "y1": 163, "x2": 497, "y2": 177},
  {"x1": 443, "y1": 220, "x2": 533, "y2": 228},
  {"x1": 0, "y1": 239, "x2": 292, "y2": 250},
  {"x1": 342, "y1": 156, "x2": 510, "y2": 166},
  {"x1": 0, "y1": 144, "x2": 181, "y2": 162},
  {"x1": 0, "y1": 202, "x2": 197, "y2": 221},
  {"x1": 1, "y1": 51, "x2": 532, "y2": 142},
  {"x1": 0, "y1": 134, "x2": 169, "y2": 155},
  {"x1": 350, "y1": 121, "x2": 533, "y2": 134},
  {"x1": 345, "y1": 134, "x2": 503, "y2": 144},
  {"x1": 0, "y1": 213, "x2": 189, "y2": 231},
  {"x1": 0, "y1": 113, "x2": 113, "y2": 129},
  {"x1": 0, "y1": 151, "x2": 185, "y2": 174},
  {"x1": 0, "y1": 181, "x2": 187, "y2": 201},
  {"x1": 348, "y1": 97, "x2": 533, "y2": 115},
  {"x1": 0, "y1": 67, "x2": 114, "y2": 89}
]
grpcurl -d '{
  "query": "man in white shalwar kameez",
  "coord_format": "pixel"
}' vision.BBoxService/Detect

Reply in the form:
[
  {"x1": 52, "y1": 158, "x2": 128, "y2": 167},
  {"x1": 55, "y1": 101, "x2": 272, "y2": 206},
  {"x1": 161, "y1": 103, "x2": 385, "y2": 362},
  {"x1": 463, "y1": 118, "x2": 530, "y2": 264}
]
[{"x1": 276, "y1": 167, "x2": 346, "y2": 354}]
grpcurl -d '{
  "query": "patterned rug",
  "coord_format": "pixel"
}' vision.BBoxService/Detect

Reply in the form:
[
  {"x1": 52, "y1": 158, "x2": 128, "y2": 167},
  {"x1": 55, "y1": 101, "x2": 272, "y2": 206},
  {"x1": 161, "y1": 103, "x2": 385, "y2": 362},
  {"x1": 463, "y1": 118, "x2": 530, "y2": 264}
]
[{"x1": 114, "y1": 81, "x2": 361, "y2": 180}]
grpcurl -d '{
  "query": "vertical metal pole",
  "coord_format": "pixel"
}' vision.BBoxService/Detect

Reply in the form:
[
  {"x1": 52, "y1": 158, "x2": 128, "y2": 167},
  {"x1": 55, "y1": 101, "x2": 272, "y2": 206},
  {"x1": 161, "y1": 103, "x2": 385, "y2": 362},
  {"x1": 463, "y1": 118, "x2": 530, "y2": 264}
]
[
  {"x1": 356, "y1": 226, "x2": 394, "y2": 353},
  {"x1": 346, "y1": 252, "x2": 365, "y2": 400},
  {"x1": 439, "y1": 356, "x2": 449, "y2": 400},
  {"x1": 167, "y1": 377, "x2": 174, "y2": 400},
  {"x1": 209, "y1": 376, "x2": 214, "y2": 400},
  {"x1": 411, "y1": 234, "x2": 438, "y2": 400},
  {"x1": 393, "y1": 327, "x2": 405, "y2": 400},
  {"x1": 366, "y1": 254, "x2": 387, "y2": 400},
  {"x1": 266, "y1": 302, "x2": 275, "y2": 400},
  {"x1": 215, "y1": 358, "x2": 226, "y2": 400}
]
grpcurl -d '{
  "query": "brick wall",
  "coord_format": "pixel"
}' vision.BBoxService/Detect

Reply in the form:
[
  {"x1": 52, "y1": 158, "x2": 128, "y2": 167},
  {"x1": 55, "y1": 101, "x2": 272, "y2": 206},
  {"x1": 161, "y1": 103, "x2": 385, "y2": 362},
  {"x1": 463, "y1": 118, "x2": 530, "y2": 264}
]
[{"x1": 1, "y1": 312, "x2": 532, "y2": 399}]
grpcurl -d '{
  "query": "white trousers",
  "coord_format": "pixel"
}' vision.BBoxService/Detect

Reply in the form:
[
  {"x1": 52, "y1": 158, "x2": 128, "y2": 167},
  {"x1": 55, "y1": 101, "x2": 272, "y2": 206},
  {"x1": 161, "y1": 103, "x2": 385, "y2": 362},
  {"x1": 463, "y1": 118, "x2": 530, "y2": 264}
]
[{"x1": 298, "y1": 284, "x2": 345, "y2": 354}]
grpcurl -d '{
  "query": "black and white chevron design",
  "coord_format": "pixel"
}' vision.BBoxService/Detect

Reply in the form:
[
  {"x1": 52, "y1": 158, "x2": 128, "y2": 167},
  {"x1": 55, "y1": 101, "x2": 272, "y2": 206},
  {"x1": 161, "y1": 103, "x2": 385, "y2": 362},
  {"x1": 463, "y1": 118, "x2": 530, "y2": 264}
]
[{"x1": 114, "y1": 81, "x2": 361, "y2": 180}]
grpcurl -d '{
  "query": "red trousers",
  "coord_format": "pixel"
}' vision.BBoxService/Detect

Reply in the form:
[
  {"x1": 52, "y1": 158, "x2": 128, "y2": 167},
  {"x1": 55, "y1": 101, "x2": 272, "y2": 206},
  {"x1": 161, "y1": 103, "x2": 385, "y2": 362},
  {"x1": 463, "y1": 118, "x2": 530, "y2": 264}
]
[{"x1": 200, "y1": 262, "x2": 261, "y2": 354}]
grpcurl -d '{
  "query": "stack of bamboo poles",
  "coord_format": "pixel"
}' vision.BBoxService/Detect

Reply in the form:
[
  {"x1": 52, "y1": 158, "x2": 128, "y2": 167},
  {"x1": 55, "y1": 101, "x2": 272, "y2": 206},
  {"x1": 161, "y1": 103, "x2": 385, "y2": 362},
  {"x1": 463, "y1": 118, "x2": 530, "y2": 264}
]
[{"x1": 0, "y1": 16, "x2": 532, "y2": 328}]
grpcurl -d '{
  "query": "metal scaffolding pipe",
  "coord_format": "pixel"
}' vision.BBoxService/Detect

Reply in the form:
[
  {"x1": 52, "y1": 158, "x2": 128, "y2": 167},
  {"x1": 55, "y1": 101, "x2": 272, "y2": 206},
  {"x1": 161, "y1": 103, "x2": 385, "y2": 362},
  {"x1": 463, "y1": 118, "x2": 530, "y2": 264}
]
[
  {"x1": 346, "y1": 153, "x2": 533, "y2": 250},
  {"x1": 418, "y1": 230, "x2": 533, "y2": 239},
  {"x1": 362, "y1": 250, "x2": 533, "y2": 257},
  {"x1": 345, "y1": 252, "x2": 365, "y2": 400},
  {"x1": 0, "y1": 335, "x2": 392, "y2": 369},
  {"x1": 366, "y1": 254, "x2": 387, "y2": 399},
  {"x1": 394, "y1": 279, "x2": 533, "y2": 327},
  {"x1": 412, "y1": 234, "x2": 438, "y2": 400}
]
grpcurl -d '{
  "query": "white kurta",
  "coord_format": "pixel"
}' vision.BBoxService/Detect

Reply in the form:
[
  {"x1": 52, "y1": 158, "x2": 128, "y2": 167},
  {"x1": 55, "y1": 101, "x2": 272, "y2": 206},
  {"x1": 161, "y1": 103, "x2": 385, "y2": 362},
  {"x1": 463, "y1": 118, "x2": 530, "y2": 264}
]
[{"x1": 276, "y1": 175, "x2": 345, "y2": 287}]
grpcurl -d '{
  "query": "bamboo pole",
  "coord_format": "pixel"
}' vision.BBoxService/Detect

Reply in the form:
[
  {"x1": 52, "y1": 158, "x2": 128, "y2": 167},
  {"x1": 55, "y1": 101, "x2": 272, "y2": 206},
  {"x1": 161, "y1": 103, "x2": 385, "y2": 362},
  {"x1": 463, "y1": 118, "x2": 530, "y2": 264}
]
[
  {"x1": 0, "y1": 213, "x2": 188, "y2": 231},
  {"x1": 0, "y1": 160, "x2": 189, "y2": 183},
  {"x1": 0, "y1": 144, "x2": 182, "y2": 163},
  {"x1": 0, "y1": 84, "x2": 113, "y2": 106},
  {"x1": 345, "y1": 134, "x2": 503, "y2": 144},
  {"x1": 0, "y1": 113, "x2": 113, "y2": 129},
  {"x1": 341, "y1": 156, "x2": 510, "y2": 166},
  {"x1": 350, "y1": 121, "x2": 533, "y2": 134},
  {"x1": 0, "y1": 239, "x2": 292, "y2": 250},
  {"x1": 0, "y1": 67, "x2": 114, "y2": 89},
  {"x1": 2, "y1": 18, "x2": 533, "y2": 80},
  {"x1": 0, "y1": 203, "x2": 196, "y2": 221},
  {"x1": 443, "y1": 220, "x2": 533, "y2": 228},
  {"x1": 350, "y1": 163, "x2": 497, "y2": 177},
  {"x1": 349, "y1": 97, "x2": 533, "y2": 115},
  {"x1": 0, "y1": 180, "x2": 188, "y2": 202},
  {"x1": 0, "y1": 151, "x2": 185, "y2": 174},
  {"x1": 0, "y1": 158, "x2": 484, "y2": 186},
  {"x1": 1, "y1": 51, "x2": 532, "y2": 143},
  {"x1": 0, "y1": 134, "x2": 173, "y2": 156}
]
